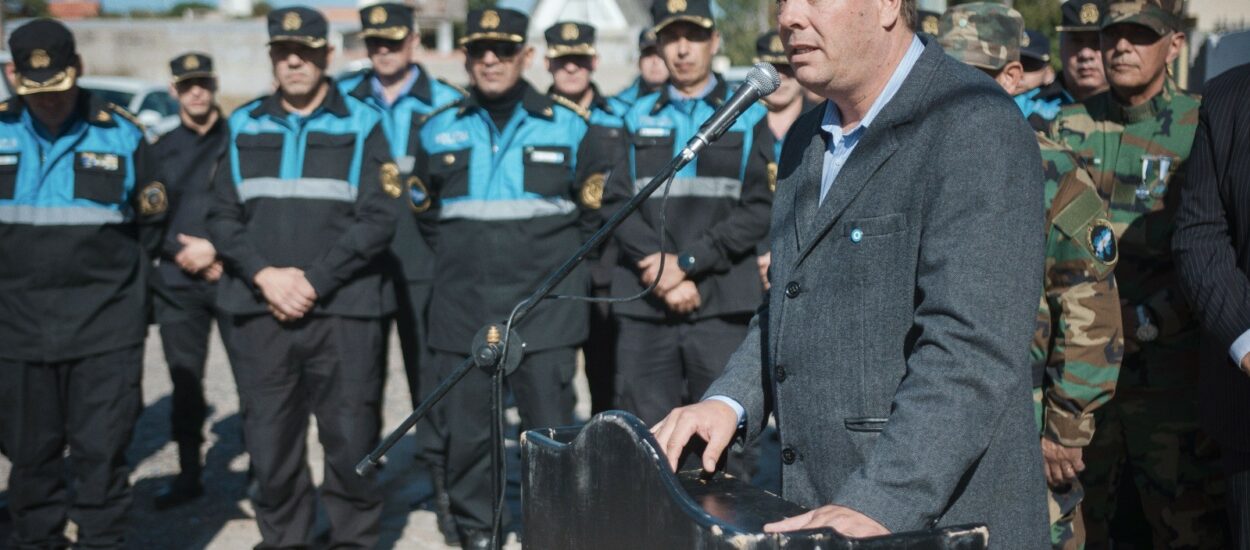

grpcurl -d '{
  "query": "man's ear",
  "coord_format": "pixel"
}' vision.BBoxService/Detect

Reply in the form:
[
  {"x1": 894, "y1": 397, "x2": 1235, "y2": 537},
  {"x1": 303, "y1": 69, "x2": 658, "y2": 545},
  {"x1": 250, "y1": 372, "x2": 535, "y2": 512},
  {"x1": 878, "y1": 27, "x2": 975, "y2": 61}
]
[
  {"x1": 711, "y1": 30, "x2": 722, "y2": 55},
  {"x1": 877, "y1": 0, "x2": 904, "y2": 30},
  {"x1": 521, "y1": 45, "x2": 535, "y2": 67},
  {"x1": 4, "y1": 63, "x2": 17, "y2": 90},
  {"x1": 1166, "y1": 31, "x2": 1185, "y2": 64},
  {"x1": 996, "y1": 60, "x2": 1024, "y2": 95}
]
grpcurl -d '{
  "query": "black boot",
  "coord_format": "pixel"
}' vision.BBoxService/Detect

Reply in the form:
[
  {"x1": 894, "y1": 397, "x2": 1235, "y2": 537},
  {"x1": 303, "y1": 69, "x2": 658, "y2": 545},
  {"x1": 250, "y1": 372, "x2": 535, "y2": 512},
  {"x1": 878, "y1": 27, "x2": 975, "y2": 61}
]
[
  {"x1": 154, "y1": 443, "x2": 204, "y2": 510},
  {"x1": 430, "y1": 463, "x2": 459, "y2": 545},
  {"x1": 458, "y1": 528, "x2": 493, "y2": 550}
]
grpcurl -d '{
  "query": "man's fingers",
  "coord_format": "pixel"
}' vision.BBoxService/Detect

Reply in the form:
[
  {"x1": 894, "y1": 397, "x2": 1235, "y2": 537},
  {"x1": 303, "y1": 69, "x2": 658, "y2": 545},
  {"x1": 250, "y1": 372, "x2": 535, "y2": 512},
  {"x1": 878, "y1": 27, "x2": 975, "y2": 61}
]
[
  {"x1": 664, "y1": 416, "x2": 698, "y2": 472},
  {"x1": 764, "y1": 510, "x2": 814, "y2": 533},
  {"x1": 700, "y1": 422, "x2": 733, "y2": 473}
]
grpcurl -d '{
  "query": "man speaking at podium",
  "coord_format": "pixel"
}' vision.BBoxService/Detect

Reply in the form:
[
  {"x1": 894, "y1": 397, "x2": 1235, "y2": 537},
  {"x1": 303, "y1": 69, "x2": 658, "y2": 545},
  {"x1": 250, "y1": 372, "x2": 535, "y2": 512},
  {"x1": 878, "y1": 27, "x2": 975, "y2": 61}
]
[{"x1": 651, "y1": 0, "x2": 1050, "y2": 546}]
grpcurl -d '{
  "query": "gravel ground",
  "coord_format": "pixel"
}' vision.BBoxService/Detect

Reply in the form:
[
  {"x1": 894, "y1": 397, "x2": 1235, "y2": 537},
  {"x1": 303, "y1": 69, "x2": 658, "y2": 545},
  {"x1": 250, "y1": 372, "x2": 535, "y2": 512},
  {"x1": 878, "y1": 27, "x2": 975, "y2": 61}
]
[{"x1": 0, "y1": 324, "x2": 580, "y2": 549}]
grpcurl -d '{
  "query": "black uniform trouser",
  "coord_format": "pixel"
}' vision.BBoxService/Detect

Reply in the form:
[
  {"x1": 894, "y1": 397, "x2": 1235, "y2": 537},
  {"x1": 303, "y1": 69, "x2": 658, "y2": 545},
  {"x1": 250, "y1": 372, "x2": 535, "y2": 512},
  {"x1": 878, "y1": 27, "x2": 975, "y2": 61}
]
[
  {"x1": 432, "y1": 346, "x2": 577, "y2": 531},
  {"x1": 584, "y1": 287, "x2": 617, "y2": 415},
  {"x1": 393, "y1": 279, "x2": 444, "y2": 464},
  {"x1": 155, "y1": 283, "x2": 229, "y2": 456},
  {"x1": 0, "y1": 345, "x2": 144, "y2": 549},
  {"x1": 614, "y1": 315, "x2": 750, "y2": 426},
  {"x1": 224, "y1": 314, "x2": 385, "y2": 550}
]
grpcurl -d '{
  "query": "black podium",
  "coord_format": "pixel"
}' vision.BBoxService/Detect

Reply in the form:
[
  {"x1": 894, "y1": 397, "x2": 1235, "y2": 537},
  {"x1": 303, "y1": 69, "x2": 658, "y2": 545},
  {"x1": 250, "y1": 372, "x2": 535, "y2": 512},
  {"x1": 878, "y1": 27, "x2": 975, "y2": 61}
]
[{"x1": 521, "y1": 411, "x2": 989, "y2": 549}]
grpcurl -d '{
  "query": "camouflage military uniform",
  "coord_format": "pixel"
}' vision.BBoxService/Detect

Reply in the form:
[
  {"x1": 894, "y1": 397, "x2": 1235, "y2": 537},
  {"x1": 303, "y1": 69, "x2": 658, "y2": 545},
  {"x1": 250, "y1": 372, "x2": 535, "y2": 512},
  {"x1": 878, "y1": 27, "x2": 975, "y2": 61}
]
[
  {"x1": 938, "y1": 6, "x2": 1124, "y2": 547},
  {"x1": 1051, "y1": 2, "x2": 1226, "y2": 543},
  {"x1": 1032, "y1": 134, "x2": 1124, "y2": 550}
]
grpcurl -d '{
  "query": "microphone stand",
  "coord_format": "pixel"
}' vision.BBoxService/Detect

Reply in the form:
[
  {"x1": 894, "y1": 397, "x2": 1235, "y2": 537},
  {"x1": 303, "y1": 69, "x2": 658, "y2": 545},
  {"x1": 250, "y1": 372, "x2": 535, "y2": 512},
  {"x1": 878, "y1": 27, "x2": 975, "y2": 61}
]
[{"x1": 357, "y1": 145, "x2": 700, "y2": 549}]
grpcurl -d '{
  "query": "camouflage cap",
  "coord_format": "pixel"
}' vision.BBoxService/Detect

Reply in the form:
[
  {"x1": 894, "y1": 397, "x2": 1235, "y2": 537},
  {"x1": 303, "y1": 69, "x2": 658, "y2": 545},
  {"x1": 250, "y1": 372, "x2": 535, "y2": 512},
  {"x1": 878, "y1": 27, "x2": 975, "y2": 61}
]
[
  {"x1": 1103, "y1": 0, "x2": 1184, "y2": 35},
  {"x1": 937, "y1": 2, "x2": 1024, "y2": 71}
]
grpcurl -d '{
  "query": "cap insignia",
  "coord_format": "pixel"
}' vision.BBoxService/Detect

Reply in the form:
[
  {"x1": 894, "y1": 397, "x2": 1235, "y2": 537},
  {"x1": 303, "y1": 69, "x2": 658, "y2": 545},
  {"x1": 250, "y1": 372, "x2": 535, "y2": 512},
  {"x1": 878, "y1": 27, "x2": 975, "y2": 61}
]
[
  {"x1": 561, "y1": 23, "x2": 579, "y2": 41},
  {"x1": 283, "y1": 11, "x2": 302, "y2": 31},
  {"x1": 481, "y1": 10, "x2": 500, "y2": 30},
  {"x1": 667, "y1": 0, "x2": 687, "y2": 13},
  {"x1": 30, "y1": 49, "x2": 50, "y2": 69},
  {"x1": 369, "y1": 6, "x2": 387, "y2": 25},
  {"x1": 183, "y1": 55, "x2": 200, "y2": 71},
  {"x1": 1080, "y1": 3, "x2": 1100, "y2": 24}
]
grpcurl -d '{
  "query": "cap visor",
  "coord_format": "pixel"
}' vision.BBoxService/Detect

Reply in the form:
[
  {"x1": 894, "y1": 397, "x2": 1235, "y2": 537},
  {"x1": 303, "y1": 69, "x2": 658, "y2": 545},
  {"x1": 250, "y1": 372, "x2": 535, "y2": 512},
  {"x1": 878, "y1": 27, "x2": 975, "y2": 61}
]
[
  {"x1": 546, "y1": 45, "x2": 596, "y2": 58},
  {"x1": 1101, "y1": 16, "x2": 1169, "y2": 35},
  {"x1": 15, "y1": 67, "x2": 77, "y2": 95},
  {"x1": 361, "y1": 27, "x2": 410, "y2": 40},
  {"x1": 458, "y1": 32, "x2": 525, "y2": 46},
  {"x1": 652, "y1": 16, "x2": 715, "y2": 34},
  {"x1": 754, "y1": 55, "x2": 789, "y2": 65},
  {"x1": 268, "y1": 36, "x2": 329, "y2": 48},
  {"x1": 172, "y1": 71, "x2": 217, "y2": 84}
]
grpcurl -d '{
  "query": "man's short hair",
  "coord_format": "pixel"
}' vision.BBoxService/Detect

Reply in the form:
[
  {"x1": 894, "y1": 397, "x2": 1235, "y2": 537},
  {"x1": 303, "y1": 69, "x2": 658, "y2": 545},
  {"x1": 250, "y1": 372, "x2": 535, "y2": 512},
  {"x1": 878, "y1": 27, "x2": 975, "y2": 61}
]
[{"x1": 900, "y1": 0, "x2": 918, "y2": 31}]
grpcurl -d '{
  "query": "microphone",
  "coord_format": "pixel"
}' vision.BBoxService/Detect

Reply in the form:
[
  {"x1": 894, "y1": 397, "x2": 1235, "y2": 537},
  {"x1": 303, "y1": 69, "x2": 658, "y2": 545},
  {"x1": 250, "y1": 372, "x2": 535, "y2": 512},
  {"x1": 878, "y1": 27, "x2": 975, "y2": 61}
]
[{"x1": 682, "y1": 62, "x2": 781, "y2": 159}]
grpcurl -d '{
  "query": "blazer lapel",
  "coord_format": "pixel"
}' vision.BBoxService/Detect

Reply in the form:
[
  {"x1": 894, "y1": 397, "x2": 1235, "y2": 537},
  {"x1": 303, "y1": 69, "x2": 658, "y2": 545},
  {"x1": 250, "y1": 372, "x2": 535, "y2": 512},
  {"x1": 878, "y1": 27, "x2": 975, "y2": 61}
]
[
  {"x1": 792, "y1": 128, "x2": 828, "y2": 251},
  {"x1": 796, "y1": 128, "x2": 900, "y2": 263},
  {"x1": 793, "y1": 38, "x2": 943, "y2": 264}
]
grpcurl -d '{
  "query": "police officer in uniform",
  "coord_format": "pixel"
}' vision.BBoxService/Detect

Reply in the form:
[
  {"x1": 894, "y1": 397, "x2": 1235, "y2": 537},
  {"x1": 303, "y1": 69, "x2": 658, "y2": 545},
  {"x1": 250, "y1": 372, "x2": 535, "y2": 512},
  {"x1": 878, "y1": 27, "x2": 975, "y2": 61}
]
[
  {"x1": 543, "y1": 20, "x2": 628, "y2": 415},
  {"x1": 607, "y1": 0, "x2": 774, "y2": 434},
  {"x1": 150, "y1": 52, "x2": 231, "y2": 510},
  {"x1": 410, "y1": 8, "x2": 618, "y2": 546},
  {"x1": 1051, "y1": 0, "x2": 1227, "y2": 545},
  {"x1": 208, "y1": 7, "x2": 400, "y2": 547},
  {"x1": 336, "y1": 6, "x2": 464, "y2": 537},
  {"x1": 613, "y1": 29, "x2": 668, "y2": 106},
  {"x1": 0, "y1": 19, "x2": 166, "y2": 548}
]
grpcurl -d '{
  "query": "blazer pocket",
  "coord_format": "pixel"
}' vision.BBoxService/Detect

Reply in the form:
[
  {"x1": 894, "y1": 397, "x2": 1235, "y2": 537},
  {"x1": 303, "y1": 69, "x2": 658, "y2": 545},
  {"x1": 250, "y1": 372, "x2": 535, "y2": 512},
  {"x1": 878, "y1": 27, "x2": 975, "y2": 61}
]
[
  {"x1": 236, "y1": 133, "x2": 284, "y2": 179},
  {"x1": 695, "y1": 130, "x2": 744, "y2": 179},
  {"x1": 0, "y1": 153, "x2": 18, "y2": 199},
  {"x1": 303, "y1": 132, "x2": 356, "y2": 181},
  {"x1": 522, "y1": 145, "x2": 573, "y2": 197},
  {"x1": 840, "y1": 213, "x2": 907, "y2": 238},
  {"x1": 73, "y1": 152, "x2": 127, "y2": 204},
  {"x1": 631, "y1": 129, "x2": 675, "y2": 181},
  {"x1": 844, "y1": 417, "x2": 889, "y2": 433},
  {"x1": 429, "y1": 148, "x2": 470, "y2": 200}
]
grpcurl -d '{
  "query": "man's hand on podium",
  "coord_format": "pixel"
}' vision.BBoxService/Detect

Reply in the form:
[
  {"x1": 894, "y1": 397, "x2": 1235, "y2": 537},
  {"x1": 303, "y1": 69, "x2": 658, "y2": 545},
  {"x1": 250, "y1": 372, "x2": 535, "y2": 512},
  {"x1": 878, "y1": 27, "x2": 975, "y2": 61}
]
[
  {"x1": 764, "y1": 505, "x2": 890, "y2": 538},
  {"x1": 650, "y1": 400, "x2": 739, "y2": 473}
]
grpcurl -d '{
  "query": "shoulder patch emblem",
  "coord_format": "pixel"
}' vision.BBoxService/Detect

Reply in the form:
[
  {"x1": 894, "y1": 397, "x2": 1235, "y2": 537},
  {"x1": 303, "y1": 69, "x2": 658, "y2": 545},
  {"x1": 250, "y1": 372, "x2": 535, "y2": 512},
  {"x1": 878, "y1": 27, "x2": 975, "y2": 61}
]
[
  {"x1": 380, "y1": 162, "x2": 403, "y2": 198},
  {"x1": 1088, "y1": 219, "x2": 1117, "y2": 265},
  {"x1": 408, "y1": 175, "x2": 432, "y2": 212},
  {"x1": 581, "y1": 172, "x2": 605, "y2": 209},
  {"x1": 767, "y1": 162, "x2": 778, "y2": 193},
  {"x1": 139, "y1": 182, "x2": 168, "y2": 216}
]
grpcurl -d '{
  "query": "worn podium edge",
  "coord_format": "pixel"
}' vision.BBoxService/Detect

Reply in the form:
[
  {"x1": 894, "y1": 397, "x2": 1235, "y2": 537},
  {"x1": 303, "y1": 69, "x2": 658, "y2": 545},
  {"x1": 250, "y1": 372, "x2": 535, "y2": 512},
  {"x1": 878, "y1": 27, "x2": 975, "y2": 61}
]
[{"x1": 520, "y1": 411, "x2": 989, "y2": 549}]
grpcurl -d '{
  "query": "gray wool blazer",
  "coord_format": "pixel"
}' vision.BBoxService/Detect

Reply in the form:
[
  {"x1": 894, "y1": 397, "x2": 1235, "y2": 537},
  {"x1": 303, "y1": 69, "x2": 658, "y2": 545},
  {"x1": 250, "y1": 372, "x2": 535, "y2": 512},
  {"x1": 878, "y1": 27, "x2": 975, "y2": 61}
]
[{"x1": 705, "y1": 38, "x2": 1050, "y2": 548}]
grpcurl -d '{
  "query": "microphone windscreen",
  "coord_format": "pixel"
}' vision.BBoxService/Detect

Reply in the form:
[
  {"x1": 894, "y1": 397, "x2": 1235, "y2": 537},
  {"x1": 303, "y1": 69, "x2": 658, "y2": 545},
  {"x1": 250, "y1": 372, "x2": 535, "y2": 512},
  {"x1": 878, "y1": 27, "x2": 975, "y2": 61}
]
[{"x1": 746, "y1": 62, "x2": 781, "y2": 95}]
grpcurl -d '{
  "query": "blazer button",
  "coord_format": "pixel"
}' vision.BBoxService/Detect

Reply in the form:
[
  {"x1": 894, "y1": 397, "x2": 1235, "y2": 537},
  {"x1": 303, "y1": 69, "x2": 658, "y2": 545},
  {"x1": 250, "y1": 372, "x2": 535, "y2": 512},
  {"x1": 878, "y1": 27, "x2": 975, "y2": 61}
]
[
  {"x1": 775, "y1": 365, "x2": 788, "y2": 382},
  {"x1": 784, "y1": 281, "x2": 802, "y2": 298},
  {"x1": 781, "y1": 446, "x2": 797, "y2": 465}
]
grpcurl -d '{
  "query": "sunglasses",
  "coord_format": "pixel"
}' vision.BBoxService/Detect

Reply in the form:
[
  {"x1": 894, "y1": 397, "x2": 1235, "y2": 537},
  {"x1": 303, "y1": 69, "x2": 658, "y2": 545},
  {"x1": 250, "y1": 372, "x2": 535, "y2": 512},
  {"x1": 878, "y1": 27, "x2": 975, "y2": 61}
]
[{"x1": 465, "y1": 41, "x2": 523, "y2": 60}]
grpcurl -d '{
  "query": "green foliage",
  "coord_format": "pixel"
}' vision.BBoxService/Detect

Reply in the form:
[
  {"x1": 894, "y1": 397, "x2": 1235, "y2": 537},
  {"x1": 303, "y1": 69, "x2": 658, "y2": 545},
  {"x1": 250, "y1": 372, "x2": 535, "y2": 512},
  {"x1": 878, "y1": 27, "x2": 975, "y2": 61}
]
[
  {"x1": 252, "y1": 1, "x2": 272, "y2": 17},
  {"x1": 168, "y1": 1, "x2": 213, "y2": 15},
  {"x1": 3, "y1": 0, "x2": 49, "y2": 18},
  {"x1": 716, "y1": 0, "x2": 768, "y2": 65}
]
